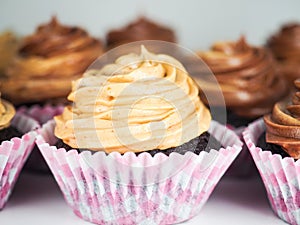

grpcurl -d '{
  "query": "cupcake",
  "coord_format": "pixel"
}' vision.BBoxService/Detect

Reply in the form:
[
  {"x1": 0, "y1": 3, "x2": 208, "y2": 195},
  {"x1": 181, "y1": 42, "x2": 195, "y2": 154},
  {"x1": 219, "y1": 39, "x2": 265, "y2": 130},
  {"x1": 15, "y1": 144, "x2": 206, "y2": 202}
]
[
  {"x1": 0, "y1": 93, "x2": 39, "y2": 209},
  {"x1": 0, "y1": 16, "x2": 104, "y2": 105},
  {"x1": 267, "y1": 23, "x2": 300, "y2": 86},
  {"x1": 106, "y1": 17, "x2": 176, "y2": 49},
  {"x1": 196, "y1": 36, "x2": 288, "y2": 128},
  {"x1": 0, "y1": 31, "x2": 19, "y2": 75},
  {"x1": 243, "y1": 79, "x2": 300, "y2": 225},
  {"x1": 36, "y1": 45, "x2": 242, "y2": 224}
]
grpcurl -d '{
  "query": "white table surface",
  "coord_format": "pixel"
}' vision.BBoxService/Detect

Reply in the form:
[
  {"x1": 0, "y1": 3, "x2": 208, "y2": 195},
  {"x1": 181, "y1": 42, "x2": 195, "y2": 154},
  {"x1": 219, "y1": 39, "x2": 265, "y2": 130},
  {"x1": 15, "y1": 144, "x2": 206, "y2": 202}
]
[{"x1": 0, "y1": 171, "x2": 288, "y2": 225}]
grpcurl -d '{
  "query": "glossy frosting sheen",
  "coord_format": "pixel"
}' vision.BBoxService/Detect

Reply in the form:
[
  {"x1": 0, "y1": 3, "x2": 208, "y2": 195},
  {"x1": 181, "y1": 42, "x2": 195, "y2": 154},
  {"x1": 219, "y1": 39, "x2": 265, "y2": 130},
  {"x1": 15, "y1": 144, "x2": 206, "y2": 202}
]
[
  {"x1": 106, "y1": 17, "x2": 176, "y2": 49},
  {"x1": 268, "y1": 23, "x2": 300, "y2": 84},
  {"x1": 265, "y1": 79, "x2": 300, "y2": 159},
  {"x1": 197, "y1": 37, "x2": 288, "y2": 118},
  {"x1": 0, "y1": 96, "x2": 15, "y2": 130},
  {"x1": 1, "y1": 17, "x2": 103, "y2": 104},
  {"x1": 55, "y1": 46, "x2": 211, "y2": 153}
]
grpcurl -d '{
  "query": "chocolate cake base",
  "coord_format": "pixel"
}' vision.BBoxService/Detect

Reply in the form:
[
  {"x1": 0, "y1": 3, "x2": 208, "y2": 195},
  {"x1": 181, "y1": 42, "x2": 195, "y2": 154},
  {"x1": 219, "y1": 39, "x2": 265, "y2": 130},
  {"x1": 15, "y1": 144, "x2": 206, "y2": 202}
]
[
  {"x1": 55, "y1": 131, "x2": 222, "y2": 156},
  {"x1": 257, "y1": 132, "x2": 290, "y2": 158},
  {"x1": 0, "y1": 126, "x2": 22, "y2": 143}
]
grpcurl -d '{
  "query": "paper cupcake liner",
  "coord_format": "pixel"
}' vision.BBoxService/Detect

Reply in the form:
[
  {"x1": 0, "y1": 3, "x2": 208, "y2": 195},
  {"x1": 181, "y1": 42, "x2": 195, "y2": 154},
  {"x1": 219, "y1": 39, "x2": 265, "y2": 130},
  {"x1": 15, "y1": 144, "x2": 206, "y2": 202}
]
[
  {"x1": 18, "y1": 104, "x2": 64, "y2": 173},
  {"x1": 0, "y1": 111, "x2": 39, "y2": 209},
  {"x1": 18, "y1": 104, "x2": 64, "y2": 125},
  {"x1": 243, "y1": 118, "x2": 300, "y2": 225},
  {"x1": 224, "y1": 125, "x2": 256, "y2": 178},
  {"x1": 36, "y1": 120, "x2": 242, "y2": 224}
]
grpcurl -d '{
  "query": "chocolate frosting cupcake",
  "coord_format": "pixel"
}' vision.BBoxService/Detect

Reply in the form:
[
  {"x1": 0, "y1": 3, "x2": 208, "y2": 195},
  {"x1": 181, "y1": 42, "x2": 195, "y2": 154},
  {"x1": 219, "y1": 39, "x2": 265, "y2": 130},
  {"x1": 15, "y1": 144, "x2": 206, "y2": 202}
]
[
  {"x1": 264, "y1": 79, "x2": 300, "y2": 159},
  {"x1": 1, "y1": 17, "x2": 104, "y2": 105},
  {"x1": 106, "y1": 17, "x2": 176, "y2": 49},
  {"x1": 197, "y1": 37, "x2": 288, "y2": 120},
  {"x1": 267, "y1": 23, "x2": 300, "y2": 85}
]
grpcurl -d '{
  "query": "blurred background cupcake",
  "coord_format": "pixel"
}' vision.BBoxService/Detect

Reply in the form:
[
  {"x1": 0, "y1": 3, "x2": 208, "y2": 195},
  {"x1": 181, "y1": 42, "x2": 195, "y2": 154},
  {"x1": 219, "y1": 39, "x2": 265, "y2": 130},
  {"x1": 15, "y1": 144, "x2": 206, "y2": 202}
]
[
  {"x1": 267, "y1": 22, "x2": 300, "y2": 87},
  {"x1": 36, "y1": 45, "x2": 242, "y2": 224},
  {"x1": 196, "y1": 36, "x2": 288, "y2": 128},
  {"x1": 0, "y1": 16, "x2": 104, "y2": 106},
  {"x1": 0, "y1": 31, "x2": 19, "y2": 76},
  {"x1": 106, "y1": 16, "x2": 176, "y2": 49},
  {"x1": 192, "y1": 36, "x2": 289, "y2": 177},
  {"x1": 243, "y1": 79, "x2": 300, "y2": 225}
]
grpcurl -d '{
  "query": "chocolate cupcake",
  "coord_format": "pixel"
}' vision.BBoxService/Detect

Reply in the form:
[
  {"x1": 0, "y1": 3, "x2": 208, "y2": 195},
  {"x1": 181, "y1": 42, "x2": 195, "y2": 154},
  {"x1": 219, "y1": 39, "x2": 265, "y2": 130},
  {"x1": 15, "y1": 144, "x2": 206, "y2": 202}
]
[
  {"x1": 243, "y1": 79, "x2": 300, "y2": 225},
  {"x1": 0, "y1": 16, "x2": 104, "y2": 105},
  {"x1": 0, "y1": 31, "x2": 19, "y2": 76},
  {"x1": 106, "y1": 17, "x2": 176, "y2": 49},
  {"x1": 36, "y1": 45, "x2": 242, "y2": 224},
  {"x1": 196, "y1": 36, "x2": 288, "y2": 128},
  {"x1": 267, "y1": 23, "x2": 300, "y2": 86}
]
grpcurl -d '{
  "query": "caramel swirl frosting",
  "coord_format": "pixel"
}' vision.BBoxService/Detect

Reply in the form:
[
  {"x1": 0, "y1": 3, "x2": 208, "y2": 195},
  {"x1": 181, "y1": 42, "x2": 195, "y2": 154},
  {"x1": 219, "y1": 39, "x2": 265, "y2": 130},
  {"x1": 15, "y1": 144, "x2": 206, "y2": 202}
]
[
  {"x1": 265, "y1": 79, "x2": 300, "y2": 159},
  {"x1": 197, "y1": 37, "x2": 288, "y2": 118},
  {"x1": 1, "y1": 16, "x2": 103, "y2": 104},
  {"x1": 106, "y1": 17, "x2": 176, "y2": 49},
  {"x1": 0, "y1": 95, "x2": 15, "y2": 130},
  {"x1": 55, "y1": 46, "x2": 211, "y2": 153},
  {"x1": 267, "y1": 23, "x2": 300, "y2": 84}
]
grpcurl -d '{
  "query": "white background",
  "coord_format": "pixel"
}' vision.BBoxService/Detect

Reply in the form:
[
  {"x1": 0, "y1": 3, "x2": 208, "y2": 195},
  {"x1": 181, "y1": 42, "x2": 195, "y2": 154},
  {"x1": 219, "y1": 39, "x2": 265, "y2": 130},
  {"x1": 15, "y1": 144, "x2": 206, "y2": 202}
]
[{"x1": 0, "y1": 0, "x2": 299, "y2": 50}]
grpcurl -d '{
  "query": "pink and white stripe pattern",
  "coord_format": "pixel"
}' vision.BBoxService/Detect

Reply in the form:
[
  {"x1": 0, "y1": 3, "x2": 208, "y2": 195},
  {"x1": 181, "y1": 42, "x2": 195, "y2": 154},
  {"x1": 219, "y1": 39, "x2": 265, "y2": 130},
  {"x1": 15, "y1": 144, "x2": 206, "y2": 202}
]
[
  {"x1": 36, "y1": 120, "x2": 242, "y2": 225},
  {"x1": 0, "y1": 112, "x2": 39, "y2": 209},
  {"x1": 243, "y1": 118, "x2": 300, "y2": 225}
]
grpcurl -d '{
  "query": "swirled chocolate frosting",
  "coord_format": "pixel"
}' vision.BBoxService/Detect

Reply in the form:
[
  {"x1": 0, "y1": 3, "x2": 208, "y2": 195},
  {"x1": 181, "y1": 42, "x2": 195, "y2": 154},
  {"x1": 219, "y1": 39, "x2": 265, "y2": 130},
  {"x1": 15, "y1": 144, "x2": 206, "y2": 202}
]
[
  {"x1": 106, "y1": 17, "x2": 176, "y2": 49},
  {"x1": 267, "y1": 23, "x2": 300, "y2": 85},
  {"x1": 1, "y1": 17, "x2": 103, "y2": 104},
  {"x1": 264, "y1": 79, "x2": 300, "y2": 159},
  {"x1": 197, "y1": 37, "x2": 288, "y2": 118}
]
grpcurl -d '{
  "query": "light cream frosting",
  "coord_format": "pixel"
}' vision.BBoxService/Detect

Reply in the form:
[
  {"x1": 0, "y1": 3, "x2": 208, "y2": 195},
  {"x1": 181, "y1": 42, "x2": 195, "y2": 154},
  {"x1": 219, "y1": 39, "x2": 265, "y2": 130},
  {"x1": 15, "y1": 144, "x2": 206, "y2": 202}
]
[{"x1": 55, "y1": 46, "x2": 211, "y2": 153}]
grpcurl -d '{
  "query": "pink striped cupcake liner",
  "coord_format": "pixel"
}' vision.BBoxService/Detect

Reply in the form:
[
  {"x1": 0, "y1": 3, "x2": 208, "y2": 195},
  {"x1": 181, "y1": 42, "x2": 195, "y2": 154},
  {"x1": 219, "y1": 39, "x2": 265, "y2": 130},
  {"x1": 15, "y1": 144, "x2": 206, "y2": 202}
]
[
  {"x1": 18, "y1": 104, "x2": 64, "y2": 172},
  {"x1": 36, "y1": 119, "x2": 242, "y2": 225},
  {"x1": 0, "y1": 111, "x2": 39, "y2": 209},
  {"x1": 18, "y1": 104, "x2": 64, "y2": 125},
  {"x1": 225, "y1": 125, "x2": 257, "y2": 178},
  {"x1": 243, "y1": 118, "x2": 300, "y2": 225}
]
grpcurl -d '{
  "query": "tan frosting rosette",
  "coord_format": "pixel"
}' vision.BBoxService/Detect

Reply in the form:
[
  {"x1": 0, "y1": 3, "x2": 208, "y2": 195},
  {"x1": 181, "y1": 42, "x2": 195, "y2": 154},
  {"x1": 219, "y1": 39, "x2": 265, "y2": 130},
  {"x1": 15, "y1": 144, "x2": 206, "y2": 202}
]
[
  {"x1": 196, "y1": 37, "x2": 288, "y2": 119},
  {"x1": 267, "y1": 23, "x2": 300, "y2": 85},
  {"x1": 54, "y1": 46, "x2": 211, "y2": 154},
  {"x1": 1, "y1": 17, "x2": 103, "y2": 104},
  {"x1": 106, "y1": 17, "x2": 176, "y2": 49},
  {"x1": 264, "y1": 79, "x2": 300, "y2": 159},
  {"x1": 0, "y1": 93, "x2": 15, "y2": 130},
  {"x1": 0, "y1": 31, "x2": 19, "y2": 75}
]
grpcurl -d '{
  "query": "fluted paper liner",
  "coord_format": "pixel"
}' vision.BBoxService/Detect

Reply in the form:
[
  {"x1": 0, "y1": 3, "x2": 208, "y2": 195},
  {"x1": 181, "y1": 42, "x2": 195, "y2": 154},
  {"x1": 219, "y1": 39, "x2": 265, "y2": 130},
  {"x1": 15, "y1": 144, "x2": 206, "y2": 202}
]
[
  {"x1": 18, "y1": 104, "x2": 64, "y2": 125},
  {"x1": 0, "y1": 111, "x2": 39, "y2": 209},
  {"x1": 36, "y1": 120, "x2": 242, "y2": 225},
  {"x1": 243, "y1": 118, "x2": 300, "y2": 225},
  {"x1": 18, "y1": 104, "x2": 64, "y2": 172}
]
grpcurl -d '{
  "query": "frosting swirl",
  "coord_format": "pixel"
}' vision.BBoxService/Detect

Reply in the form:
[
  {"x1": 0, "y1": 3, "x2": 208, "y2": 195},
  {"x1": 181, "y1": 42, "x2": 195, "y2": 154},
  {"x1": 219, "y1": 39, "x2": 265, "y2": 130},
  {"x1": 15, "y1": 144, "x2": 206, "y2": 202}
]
[
  {"x1": 267, "y1": 23, "x2": 300, "y2": 84},
  {"x1": 196, "y1": 37, "x2": 288, "y2": 118},
  {"x1": 0, "y1": 95, "x2": 15, "y2": 130},
  {"x1": 55, "y1": 46, "x2": 211, "y2": 153},
  {"x1": 264, "y1": 79, "x2": 300, "y2": 159},
  {"x1": 106, "y1": 17, "x2": 176, "y2": 49},
  {"x1": 0, "y1": 31, "x2": 18, "y2": 74},
  {"x1": 1, "y1": 17, "x2": 103, "y2": 104}
]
